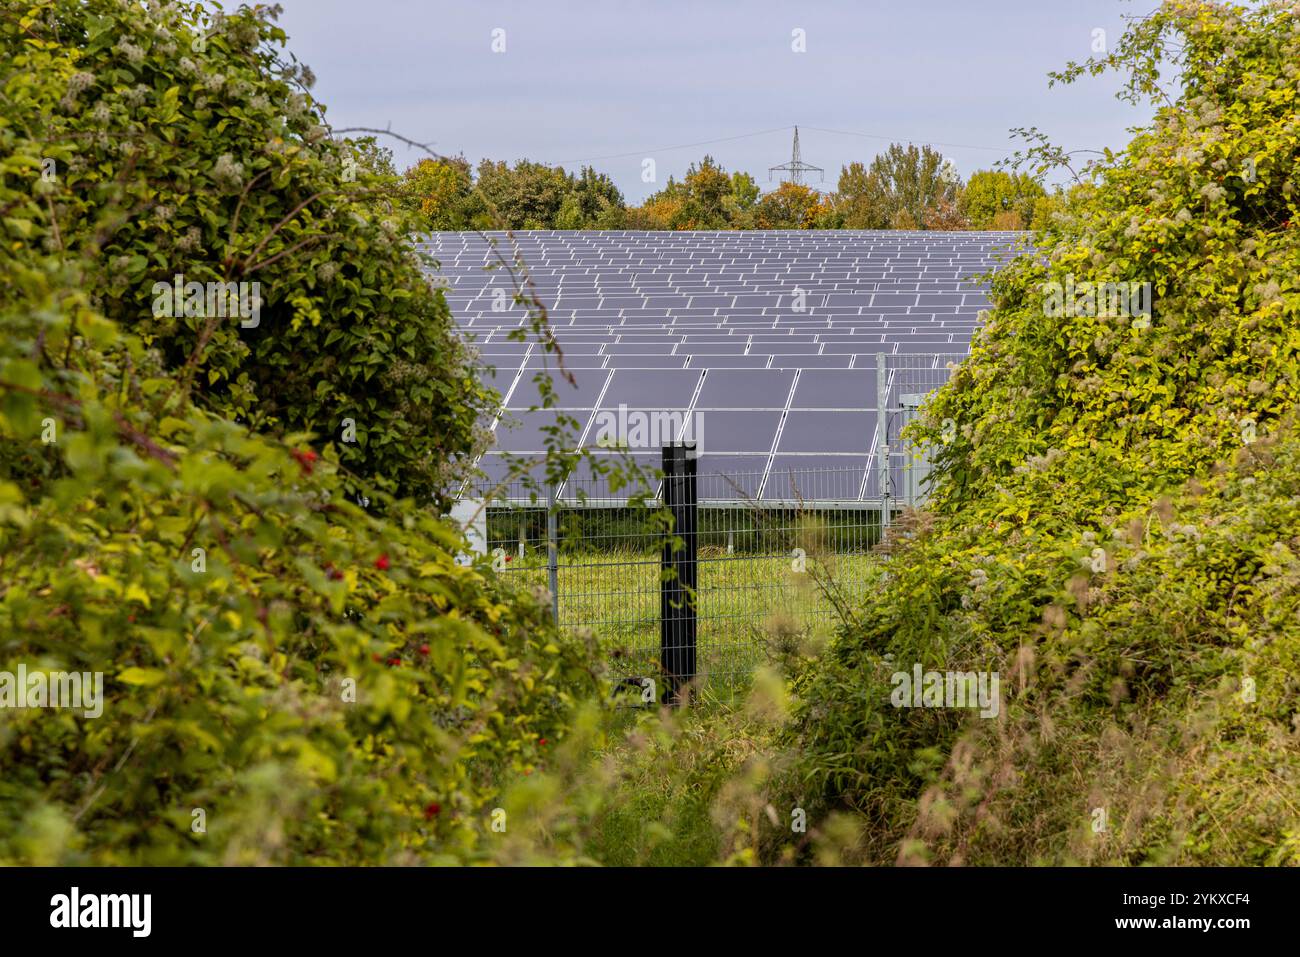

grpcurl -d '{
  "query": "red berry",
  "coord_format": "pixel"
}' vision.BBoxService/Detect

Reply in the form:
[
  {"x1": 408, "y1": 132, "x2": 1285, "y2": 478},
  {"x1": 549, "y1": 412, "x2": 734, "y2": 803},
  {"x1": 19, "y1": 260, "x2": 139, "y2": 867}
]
[
  {"x1": 538, "y1": 738, "x2": 548, "y2": 746},
  {"x1": 387, "y1": 657, "x2": 401, "y2": 667},
  {"x1": 418, "y1": 644, "x2": 430, "y2": 656},
  {"x1": 291, "y1": 448, "x2": 318, "y2": 474},
  {"x1": 424, "y1": 802, "x2": 440, "y2": 819},
  {"x1": 374, "y1": 554, "x2": 390, "y2": 571}
]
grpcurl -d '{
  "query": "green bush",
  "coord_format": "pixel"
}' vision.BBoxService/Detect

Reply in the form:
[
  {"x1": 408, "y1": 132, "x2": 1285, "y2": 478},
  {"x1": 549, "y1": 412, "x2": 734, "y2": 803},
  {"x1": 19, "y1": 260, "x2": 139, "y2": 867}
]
[
  {"x1": 0, "y1": 0, "x2": 601, "y2": 865},
  {"x1": 3, "y1": 0, "x2": 491, "y2": 502},
  {"x1": 779, "y1": 0, "x2": 1300, "y2": 865}
]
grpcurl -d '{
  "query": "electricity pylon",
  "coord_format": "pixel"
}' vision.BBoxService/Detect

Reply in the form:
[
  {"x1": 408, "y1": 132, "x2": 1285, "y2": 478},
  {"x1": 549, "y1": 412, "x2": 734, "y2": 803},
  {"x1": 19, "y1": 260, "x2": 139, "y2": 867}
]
[{"x1": 768, "y1": 126, "x2": 824, "y2": 186}]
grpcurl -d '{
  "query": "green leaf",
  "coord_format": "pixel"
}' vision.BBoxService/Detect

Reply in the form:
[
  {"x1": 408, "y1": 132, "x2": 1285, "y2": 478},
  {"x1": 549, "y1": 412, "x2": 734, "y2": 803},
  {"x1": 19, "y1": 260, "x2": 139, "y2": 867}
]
[{"x1": 118, "y1": 667, "x2": 167, "y2": 687}]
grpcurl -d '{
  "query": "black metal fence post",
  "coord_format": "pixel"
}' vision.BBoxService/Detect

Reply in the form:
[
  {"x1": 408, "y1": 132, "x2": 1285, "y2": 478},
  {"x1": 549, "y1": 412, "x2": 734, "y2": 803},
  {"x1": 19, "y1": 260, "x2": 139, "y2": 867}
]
[
  {"x1": 660, "y1": 442, "x2": 698, "y2": 705},
  {"x1": 546, "y1": 482, "x2": 559, "y2": 626}
]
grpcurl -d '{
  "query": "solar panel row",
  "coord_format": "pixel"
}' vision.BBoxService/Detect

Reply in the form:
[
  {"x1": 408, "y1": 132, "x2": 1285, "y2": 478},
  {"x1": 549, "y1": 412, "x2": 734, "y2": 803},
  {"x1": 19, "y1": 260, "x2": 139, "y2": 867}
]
[{"x1": 419, "y1": 230, "x2": 1024, "y2": 501}]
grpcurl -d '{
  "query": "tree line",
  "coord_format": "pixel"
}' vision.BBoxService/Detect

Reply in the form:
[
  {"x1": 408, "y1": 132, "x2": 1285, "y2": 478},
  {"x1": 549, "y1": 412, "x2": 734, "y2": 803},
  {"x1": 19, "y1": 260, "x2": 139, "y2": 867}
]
[{"x1": 400, "y1": 143, "x2": 1064, "y2": 231}]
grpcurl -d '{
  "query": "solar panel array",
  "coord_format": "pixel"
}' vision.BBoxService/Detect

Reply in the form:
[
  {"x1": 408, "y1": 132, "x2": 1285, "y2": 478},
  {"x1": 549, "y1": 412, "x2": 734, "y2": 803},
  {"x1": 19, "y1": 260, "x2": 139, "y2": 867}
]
[{"x1": 419, "y1": 230, "x2": 1025, "y2": 501}]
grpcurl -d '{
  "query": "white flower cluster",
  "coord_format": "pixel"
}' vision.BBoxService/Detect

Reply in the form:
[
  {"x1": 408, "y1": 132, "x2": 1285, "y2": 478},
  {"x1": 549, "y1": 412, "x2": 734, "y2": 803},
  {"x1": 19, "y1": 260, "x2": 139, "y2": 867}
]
[
  {"x1": 66, "y1": 71, "x2": 96, "y2": 94},
  {"x1": 122, "y1": 84, "x2": 150, "y2": 107},
  {"x1": 113, "y1": 39, "x2": 145, "y2": 65},
  {"x1": 280, "y1": 62, "x2": 310, "y2": 89},
  {"x1": 229, "y1": 19, "x2": 262, "y2": 50},
  {"x1": 212, "y1": 153, "x2": 244, "y2": 191},
  {"x1": 1252, "y1": 279, "x2": 1283, "y2": 306},
  {"x1": 174, "y1": 226, "x2": 202, "y2": 253},
  {"x1": 146, "y1": 1, "x2": 181, "y2": 21},
  {"x1": 961, "y1": 559, "x2": 996, "y2": 609},
  {"x1": 1166, "y1": 523, "x2": 1200, "y2": 541},
  {"x1": 61, "y1": 72, "x2": 96, "y2": 111},
  {"x1": 1163, "y1": 521, "x2": 1206, "y2": 562},
  {"x1": 1015, "y1": 447, "x2": 1065, "y2": 475}
]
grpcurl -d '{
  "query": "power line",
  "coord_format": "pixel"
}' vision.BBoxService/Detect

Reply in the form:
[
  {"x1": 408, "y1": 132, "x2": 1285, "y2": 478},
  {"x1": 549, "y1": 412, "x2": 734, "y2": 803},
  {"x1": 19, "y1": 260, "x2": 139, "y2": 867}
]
[
  {"x1": 802, "y1": 125, "x2": 1010, "y2": 154},
  {"x1": 552, "y1": 126, "x2": 794, "y2": 165},
  {"x1": 548, "y1": 122, "x2": 1013, "y2": 170}
]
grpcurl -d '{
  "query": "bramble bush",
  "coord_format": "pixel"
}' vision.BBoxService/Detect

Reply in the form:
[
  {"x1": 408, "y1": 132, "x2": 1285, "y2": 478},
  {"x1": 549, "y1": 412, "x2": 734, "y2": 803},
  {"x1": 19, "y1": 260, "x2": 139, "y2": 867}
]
[
  {"x1": 3, "y1": 0, "x2": 491, "y2": 503},
  {"x1": 773, "y1": 0, "x2": 1300, "y2": 865},
  {"x1": 0, "y1": 0, "x2": 602, "y2": 865}
]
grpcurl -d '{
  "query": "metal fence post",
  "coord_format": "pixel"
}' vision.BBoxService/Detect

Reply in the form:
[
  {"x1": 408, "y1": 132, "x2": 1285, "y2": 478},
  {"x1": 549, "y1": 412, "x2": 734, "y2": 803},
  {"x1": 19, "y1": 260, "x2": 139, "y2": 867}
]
[
  {"x1": 546, "y1": 482, "x2": 559, "y2": 626},
  {"x1": 877, "y1": 352, "x2": 891, "y2": 535},
  {"x1": 660, "y1": 443, "x2": 698, "y2": 705}
]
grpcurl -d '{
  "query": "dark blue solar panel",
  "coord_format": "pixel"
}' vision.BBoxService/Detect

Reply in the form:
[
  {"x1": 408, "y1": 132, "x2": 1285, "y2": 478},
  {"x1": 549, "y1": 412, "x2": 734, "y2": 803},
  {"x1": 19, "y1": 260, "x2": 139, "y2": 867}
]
[
  {"x1": 507, "y1": 367, "x2": 609, "y2": 409},
  {"x1": 493, "y1": 409, "x2": 594, "y2": 453},
  {"x1": 420, "y1": 230, "x2": 1024, "y2": 499},
  {"x1": 601, "y1": 369, "x2": 702, "y2": 408},
  {"x1": 790, "y1": 369, "x2": 877, "y2": 408},
  {"x1": 776, "y1": 412, "x2": 875, "y2": 453},
  {"x1": 696, "y1": 411, "x2": 780, "y2": 453},
  {"x1": 695, "y1": 369, "x2": 794, "y2": 409}
]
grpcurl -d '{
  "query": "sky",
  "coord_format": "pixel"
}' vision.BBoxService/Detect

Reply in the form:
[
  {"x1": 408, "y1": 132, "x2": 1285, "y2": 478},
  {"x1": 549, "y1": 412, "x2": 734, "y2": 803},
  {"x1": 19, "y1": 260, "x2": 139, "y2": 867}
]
[{"x1": 274, "y1": 0, "x2": 1157, "y2": 203}]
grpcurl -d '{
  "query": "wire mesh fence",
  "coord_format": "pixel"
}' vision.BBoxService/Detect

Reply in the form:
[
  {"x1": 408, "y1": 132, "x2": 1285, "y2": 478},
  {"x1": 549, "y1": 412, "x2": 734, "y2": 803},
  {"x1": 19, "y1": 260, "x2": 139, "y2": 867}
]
[
  {"x1": 693, "y1": 466, "x2": 882, "y2": 685},
  {"x1": 461, "y1": 352, "x2": 966, "y2": 695},
  {"x1": 876, "y1": 353, "x2": 966, "y2": 515},
  {"x1": 472, "y1": 463, "x2": 883, "y2": 694},
  {"x1": 479, "y1": 476, "x2": 664, "y2": 687}
]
